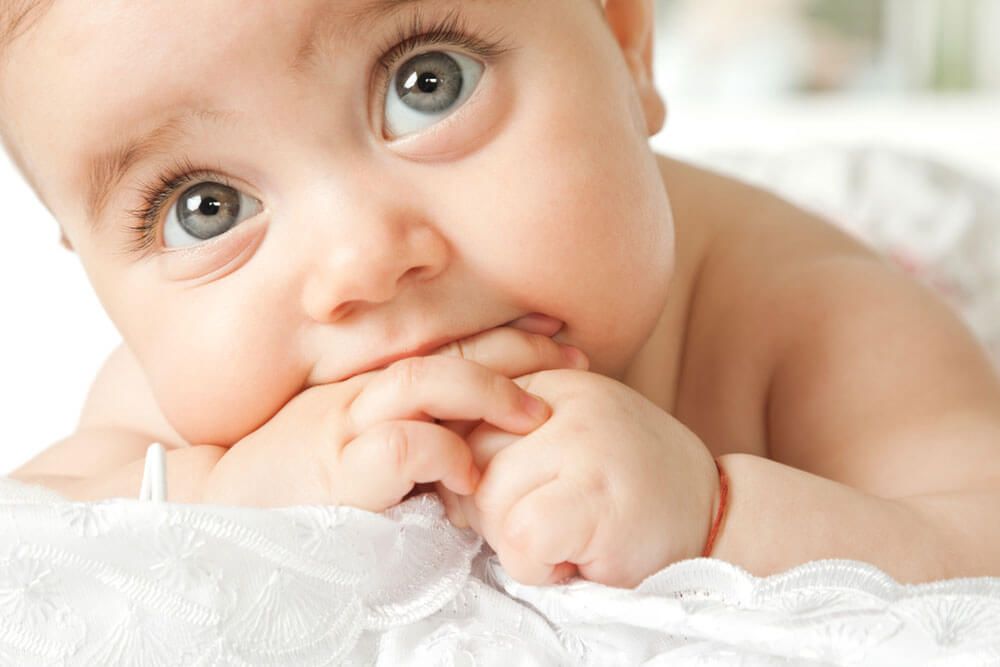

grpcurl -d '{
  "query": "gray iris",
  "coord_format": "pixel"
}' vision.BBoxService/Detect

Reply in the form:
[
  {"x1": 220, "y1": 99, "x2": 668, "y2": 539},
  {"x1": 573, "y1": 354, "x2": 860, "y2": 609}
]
[
  {"x1": 177, "y1": 183, "x2": 241, "y2": 240},
  {"x1": 395, "y1": 52, "x2": 464, "y2": 114}
]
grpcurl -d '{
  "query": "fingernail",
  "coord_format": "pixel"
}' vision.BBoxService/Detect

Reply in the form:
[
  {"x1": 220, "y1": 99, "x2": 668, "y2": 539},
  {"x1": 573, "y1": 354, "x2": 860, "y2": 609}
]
[
  {"x1": 562, "y1": 345, "x2": 589, "y2": 369},
  {"x1": 521, "y1": 392, "x2": 550, "y2": 422}
]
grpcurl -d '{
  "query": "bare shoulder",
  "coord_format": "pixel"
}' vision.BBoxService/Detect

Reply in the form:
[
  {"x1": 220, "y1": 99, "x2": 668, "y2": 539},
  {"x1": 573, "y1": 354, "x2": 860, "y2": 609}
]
[
  {"x1": 673, "y1": 156, "x2": 883, "y2": 326},
  {"x1": 665, "y1": 157, "x2": 1000, "y2": 497},
  {"x1": 76, "y1": 341, "x2": 190, "y2": 449},
  {"x1": 662, "y1": 156, "x2": 884, "y2": 458}
]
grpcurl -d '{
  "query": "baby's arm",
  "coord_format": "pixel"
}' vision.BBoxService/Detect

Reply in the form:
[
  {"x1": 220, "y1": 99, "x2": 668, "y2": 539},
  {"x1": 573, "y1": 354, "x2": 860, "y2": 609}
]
[
  {"x1": 7, "y1": 342, "x2": 224, "y2": 501},
  {"x1": 702, "y1": 202, "x2": 1000, "y2": 583}
]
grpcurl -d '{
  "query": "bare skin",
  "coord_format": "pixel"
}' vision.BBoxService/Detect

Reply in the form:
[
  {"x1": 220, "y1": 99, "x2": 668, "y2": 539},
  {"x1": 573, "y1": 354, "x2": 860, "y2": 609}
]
[{"x1": 5, "y1": 0, "x2": 1000, "y2": 585}]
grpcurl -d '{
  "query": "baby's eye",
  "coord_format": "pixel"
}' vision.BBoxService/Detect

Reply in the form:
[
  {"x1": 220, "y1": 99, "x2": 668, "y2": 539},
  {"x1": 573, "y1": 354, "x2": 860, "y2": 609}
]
[
  {"x1": 163, "y1": 181, "x2": 263, "y2": 249},
  {"x1": 383, "y1": 50, "x2": 484, "y2": 139}
]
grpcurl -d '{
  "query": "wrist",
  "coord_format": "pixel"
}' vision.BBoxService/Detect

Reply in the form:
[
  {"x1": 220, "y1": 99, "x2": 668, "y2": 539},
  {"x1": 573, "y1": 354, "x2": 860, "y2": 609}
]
[{"x1": 700, "y1": 456, "x2": 729, "y2": 558}]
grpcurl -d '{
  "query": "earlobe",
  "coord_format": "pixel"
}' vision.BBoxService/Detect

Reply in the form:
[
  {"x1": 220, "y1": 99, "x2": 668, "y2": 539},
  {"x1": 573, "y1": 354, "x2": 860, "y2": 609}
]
[{"x1": 603, "y1": 0, "x2": 667, "y2": 137}]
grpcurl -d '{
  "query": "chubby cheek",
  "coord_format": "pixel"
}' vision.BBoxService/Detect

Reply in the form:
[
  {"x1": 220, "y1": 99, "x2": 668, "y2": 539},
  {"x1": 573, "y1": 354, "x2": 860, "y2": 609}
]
[
  {"x1": 112, "y1": 284, "x2": 305, "y2": 447},
  {"x1": 457, "y1": 63, "x2": 674, "y2": 375},
  {"x1": 501, "y1": 163, "x2": 671, "y2": 375}
]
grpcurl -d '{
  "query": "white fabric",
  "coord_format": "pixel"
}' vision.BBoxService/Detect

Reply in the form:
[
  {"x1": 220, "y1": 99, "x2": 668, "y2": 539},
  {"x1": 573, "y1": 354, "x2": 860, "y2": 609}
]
[
  {"x1": 1, "y1": 482, "x2": 999, "y2": 666},
  {"x1": 3, "y1": 147, "x2": 1000, "y2": 664}
]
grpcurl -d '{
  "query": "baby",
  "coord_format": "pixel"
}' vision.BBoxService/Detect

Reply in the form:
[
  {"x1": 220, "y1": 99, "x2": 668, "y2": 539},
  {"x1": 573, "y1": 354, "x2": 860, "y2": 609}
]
[{"x1": 4, "y1": 0, "x2": 1000, "y2": 588}]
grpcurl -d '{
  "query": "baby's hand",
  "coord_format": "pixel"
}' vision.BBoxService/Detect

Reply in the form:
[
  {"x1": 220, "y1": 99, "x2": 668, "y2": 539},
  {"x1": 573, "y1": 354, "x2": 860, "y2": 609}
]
[
  {"x1": 450, "y1": 370, "x2": 719, "y2": 588},
  {"x1": 200, "y1": 319, "x2": 586, "y2": 510}
]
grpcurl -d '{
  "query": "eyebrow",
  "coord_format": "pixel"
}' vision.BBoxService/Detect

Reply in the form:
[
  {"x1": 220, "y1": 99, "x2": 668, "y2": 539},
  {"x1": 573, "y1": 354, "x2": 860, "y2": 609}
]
[
  {"x1": 290, "y1": 0, "x2": 427, "y2": 77},
  {"x1": 0, "y1": 0, "x2": 56, "y2": 62},
  {"x1": 84, "y1": 108, "x2": 238, "y2": 229},
  {"x1": 84, "y1": 0, "x2": 429, "y2": 231}
]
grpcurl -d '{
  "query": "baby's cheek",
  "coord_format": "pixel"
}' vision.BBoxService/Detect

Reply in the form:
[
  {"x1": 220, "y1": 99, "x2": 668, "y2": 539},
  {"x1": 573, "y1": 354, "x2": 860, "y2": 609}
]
[{"x1": 141, "y1": 330, "x2": 305, "y2": 448}]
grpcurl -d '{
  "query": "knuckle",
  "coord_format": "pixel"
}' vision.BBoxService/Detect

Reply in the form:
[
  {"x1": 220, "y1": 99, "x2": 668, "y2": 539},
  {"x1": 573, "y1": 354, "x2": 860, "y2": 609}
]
[
  {"x1": 342, "y1": 393, "x2": 360, "y2": 437},
  {"x1": 503, "y1": 503, "x2": 546, "y2": 555},
  {"x1": 340, "y1": 378, "x2": 366, "y2": 434},
  {"x1": 587, "y1": 472, "x2": 609, "y2": 498},
  {"x1": 385, "y1": 423, "x2": 410, "y2": 473},
  {"x1": 313, "y1": 452, "x2": 337, "y2": 504},
  {"x1": 576, "y1": 468, "x2": 609, "y2": 499},
  {"x1": 389, "y1": 356, "x2": 427, "y2": 391},
  {"x1": 326, "y1": 420, "x2": 357, "y2": 467}
]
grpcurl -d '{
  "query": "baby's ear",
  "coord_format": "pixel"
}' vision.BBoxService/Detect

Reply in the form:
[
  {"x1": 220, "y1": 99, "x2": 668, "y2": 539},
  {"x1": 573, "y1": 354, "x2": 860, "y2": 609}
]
[{"x1": 602, "y1": 0, "x2": 666, "y2": 136}]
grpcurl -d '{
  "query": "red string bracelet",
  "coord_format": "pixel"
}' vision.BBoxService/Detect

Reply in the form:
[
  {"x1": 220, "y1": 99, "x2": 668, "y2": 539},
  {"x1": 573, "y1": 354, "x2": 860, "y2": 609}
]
[{"x1": 700, "y1": 457, "x2": 729, "y2": 558}]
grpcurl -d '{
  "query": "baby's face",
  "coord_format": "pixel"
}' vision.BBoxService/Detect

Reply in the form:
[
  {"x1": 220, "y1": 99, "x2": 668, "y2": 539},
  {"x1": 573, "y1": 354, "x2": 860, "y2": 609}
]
[{"x1": 3, "y1": 0, "x2": 674, "y2": 446}]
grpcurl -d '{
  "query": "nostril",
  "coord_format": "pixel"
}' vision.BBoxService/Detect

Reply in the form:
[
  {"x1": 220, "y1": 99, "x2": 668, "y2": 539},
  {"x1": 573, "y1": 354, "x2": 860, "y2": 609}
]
[
  {"x1": 399, "y1": 265, "x2": 434, "y2": 287},
  {"x1": 328, "y1": 301, "x2": 356, "y2": 322}
]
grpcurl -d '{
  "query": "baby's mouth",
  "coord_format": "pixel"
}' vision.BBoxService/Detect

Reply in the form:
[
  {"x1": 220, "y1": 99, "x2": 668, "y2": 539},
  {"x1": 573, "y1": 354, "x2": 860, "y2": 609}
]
[
  {"x1": 367, "y1": 314, "x2": 565, "y2": 374},
  {"x1": 504, "y1": 313, "x2": 565, "y2": 337},
  {"x1": 335, "y1": 313, "x2": 566, "y2": 383}
]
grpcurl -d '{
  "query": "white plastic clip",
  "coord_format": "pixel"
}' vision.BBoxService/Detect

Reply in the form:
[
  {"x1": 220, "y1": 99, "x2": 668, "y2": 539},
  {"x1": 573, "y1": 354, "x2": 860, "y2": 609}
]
[{"x1": 138, "y1": 442, "x2": 167, "y2": 502}]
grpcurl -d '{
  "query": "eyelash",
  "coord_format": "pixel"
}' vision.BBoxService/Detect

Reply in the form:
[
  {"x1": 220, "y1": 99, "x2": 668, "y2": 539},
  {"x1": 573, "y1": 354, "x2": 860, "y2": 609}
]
[
  {"x1": 122, "y1": 8, "x2": 513, "y2": 257},
  {"x1": 124, "y1": 155, "x2": 230, "y2": 255}
]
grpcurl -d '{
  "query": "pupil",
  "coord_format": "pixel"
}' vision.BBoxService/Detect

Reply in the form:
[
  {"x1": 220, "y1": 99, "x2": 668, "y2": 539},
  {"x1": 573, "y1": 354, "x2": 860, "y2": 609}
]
[
  {"x1": 199, "y1": 197, "x2": 221, "y2": 216},
  {"x1": 417, "y1": 72, "x2": 439, "y2": 93}
]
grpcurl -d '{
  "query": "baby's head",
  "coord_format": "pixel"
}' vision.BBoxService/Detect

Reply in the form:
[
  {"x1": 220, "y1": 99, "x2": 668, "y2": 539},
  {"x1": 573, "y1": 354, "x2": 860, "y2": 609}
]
[{"x1": 1, "y1": 0, "x2": 673, "y2": 446}]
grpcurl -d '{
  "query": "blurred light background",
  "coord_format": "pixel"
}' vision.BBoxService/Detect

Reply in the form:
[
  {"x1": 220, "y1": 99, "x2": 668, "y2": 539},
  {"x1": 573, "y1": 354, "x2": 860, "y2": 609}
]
[
  {"x1": 650, "y1": 0, "x2": 1000, "y2": 181},
  {"x1": 1, "y1": 1, "x2": 999, "y2": 474},
  {"x1": 659, "y1": 0, "x2": 1000, "y2": 95}
]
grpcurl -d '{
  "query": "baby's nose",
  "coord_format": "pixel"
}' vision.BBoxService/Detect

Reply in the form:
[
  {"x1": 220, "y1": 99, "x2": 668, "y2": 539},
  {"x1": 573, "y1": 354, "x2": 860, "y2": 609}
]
[{"x1": 300, "y1": 219, "x2": 449, "y2": 323}]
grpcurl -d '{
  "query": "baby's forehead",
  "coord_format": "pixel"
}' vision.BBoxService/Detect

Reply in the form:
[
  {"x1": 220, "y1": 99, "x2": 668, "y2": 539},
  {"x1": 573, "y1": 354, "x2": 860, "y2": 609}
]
[{"x1": 3, "y1": 0, "x2": 603, "y2": 216}]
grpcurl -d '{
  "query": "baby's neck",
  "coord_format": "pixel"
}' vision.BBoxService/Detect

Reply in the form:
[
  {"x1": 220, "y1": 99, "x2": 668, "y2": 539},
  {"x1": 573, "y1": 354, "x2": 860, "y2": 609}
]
[{"x1": 620, "y1": 155, "x2": 716, "y2": 415}]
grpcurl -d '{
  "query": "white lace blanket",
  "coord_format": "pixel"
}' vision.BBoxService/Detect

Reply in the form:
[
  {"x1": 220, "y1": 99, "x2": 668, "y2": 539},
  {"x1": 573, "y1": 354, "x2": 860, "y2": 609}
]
[{"x1": 1, "y1": 480, "x2": 999, "y2": 666}]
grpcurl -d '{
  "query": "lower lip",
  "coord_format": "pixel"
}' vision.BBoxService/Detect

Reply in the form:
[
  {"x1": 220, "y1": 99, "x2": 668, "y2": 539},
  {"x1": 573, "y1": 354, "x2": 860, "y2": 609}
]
[{"x1": 505, "y1": 313, "x2": 565, "y2": 336}]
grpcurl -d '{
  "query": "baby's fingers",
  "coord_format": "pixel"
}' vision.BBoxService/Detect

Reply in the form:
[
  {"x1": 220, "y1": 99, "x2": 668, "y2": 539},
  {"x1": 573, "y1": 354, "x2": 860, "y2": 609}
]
[
  {"x1": 492, "y1": 481, "x2": 593, "y2": 586},
  {"x1": 339, "y1": 420, "x2": 478, "y2": 511},
  {"x1": 502, "y1": 480, "x2": 599, "y2": 568},
  {"x1": 494, "y1": 544, "x2": 578, "y2": 587},
  {"x1": 432, "y1": 325, "x2": 588, "y2": 378},
  {"x1": 348, "y1": 356, "x2": 551, "y2": 437}
]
